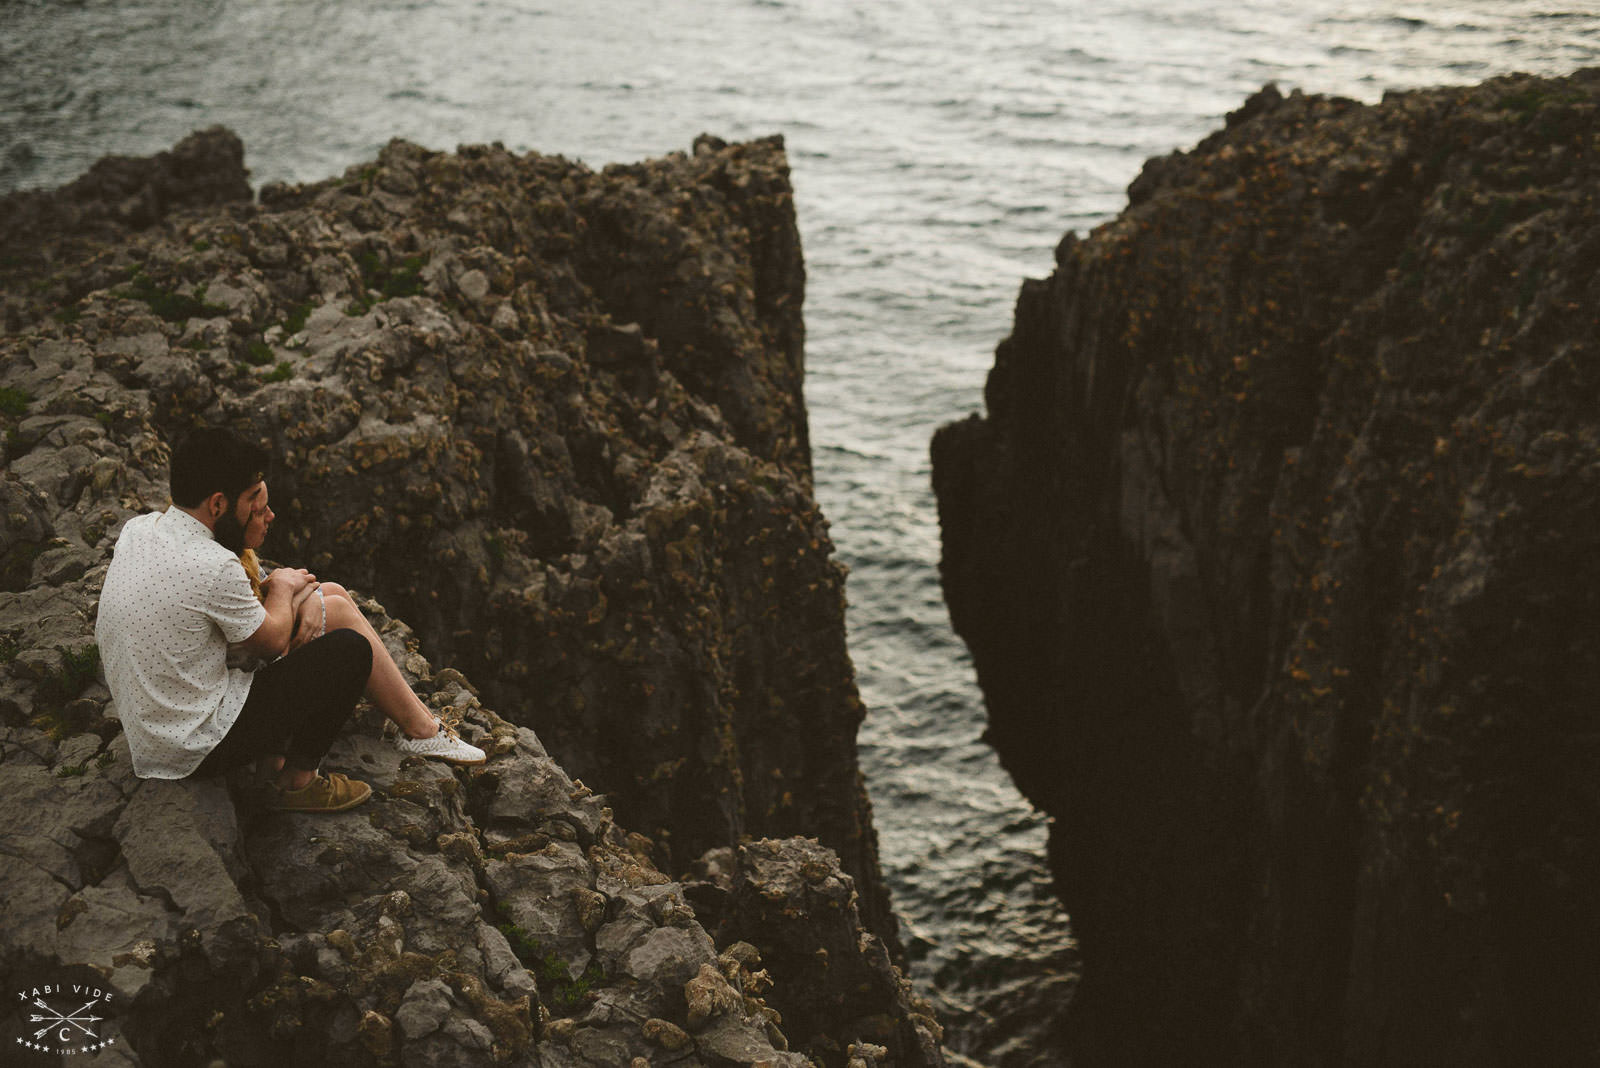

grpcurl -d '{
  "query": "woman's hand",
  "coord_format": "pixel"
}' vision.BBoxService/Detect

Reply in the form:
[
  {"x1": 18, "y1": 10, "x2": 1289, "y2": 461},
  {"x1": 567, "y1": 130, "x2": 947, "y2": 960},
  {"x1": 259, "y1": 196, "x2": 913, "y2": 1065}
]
[{"x1": 285, "y1": 587, "x2": 326, "y2": 654}]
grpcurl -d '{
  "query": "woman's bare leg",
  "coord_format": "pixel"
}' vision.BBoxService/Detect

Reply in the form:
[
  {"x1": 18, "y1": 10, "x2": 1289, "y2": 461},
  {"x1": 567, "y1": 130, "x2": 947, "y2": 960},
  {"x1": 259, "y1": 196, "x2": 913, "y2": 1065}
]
[{"x1": 318, "y1": 584, "x2": 439, "y2": 740}]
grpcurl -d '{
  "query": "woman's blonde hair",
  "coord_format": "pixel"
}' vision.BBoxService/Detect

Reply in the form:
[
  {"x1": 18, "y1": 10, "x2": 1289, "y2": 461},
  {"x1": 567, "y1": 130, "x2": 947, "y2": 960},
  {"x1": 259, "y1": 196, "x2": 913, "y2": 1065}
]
[{"x1": 240, "y1": 549, "x2": 265, "y2": 602}]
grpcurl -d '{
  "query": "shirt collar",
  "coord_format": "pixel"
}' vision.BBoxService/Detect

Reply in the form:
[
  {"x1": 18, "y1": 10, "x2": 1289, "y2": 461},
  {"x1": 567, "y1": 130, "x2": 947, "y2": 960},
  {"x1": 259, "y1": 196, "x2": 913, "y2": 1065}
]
[{"x1": 161, "y1": 506, "x2": 216, "y2": 542}]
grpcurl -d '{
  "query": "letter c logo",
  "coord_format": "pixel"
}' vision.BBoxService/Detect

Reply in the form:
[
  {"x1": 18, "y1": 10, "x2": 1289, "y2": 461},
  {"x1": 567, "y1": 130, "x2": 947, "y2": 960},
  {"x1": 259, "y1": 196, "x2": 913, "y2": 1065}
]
[{"x1": 59, "y1": 1027, "x2": 71, "y2": 1042}]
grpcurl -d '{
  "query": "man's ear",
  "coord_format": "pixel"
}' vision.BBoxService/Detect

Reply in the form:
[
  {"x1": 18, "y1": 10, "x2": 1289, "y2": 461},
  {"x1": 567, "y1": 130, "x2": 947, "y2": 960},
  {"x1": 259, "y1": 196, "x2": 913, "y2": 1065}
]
[{"x1": 205, "y1": 491, "x2": 229, "y2": 520}]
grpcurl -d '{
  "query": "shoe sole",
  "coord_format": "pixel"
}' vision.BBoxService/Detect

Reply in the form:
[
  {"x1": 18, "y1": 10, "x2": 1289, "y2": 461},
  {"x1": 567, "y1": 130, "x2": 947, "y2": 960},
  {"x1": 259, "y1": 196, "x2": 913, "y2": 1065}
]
[
  {"x1": 397, "y1": 752, "x2": 488, "y2": 766},
  {"x1": 274, "y1": 798, "x2": 370, "y2": 813},
  {"x1": 394, "y1": 739, "x2": 488, "y2": 765}
]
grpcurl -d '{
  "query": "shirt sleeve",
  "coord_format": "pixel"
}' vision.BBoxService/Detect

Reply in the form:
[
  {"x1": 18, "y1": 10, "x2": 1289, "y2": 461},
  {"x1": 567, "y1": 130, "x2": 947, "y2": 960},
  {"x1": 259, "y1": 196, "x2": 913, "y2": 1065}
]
[{"x1": 207, "y1": 555, "x2": 268, "y2": 644}]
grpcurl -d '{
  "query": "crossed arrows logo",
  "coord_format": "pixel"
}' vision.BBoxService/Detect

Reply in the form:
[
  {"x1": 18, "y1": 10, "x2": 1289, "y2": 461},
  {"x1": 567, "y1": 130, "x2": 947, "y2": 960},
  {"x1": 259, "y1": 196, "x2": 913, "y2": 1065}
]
[
  {"x1": 29, "y1": 991, "x2": 103, "y2": 1042},
  {"x1": 29, "y1": 995, "x2": 104, "y2": 1042},
  {"x1": 12, "y1": 981, "x2": 117, "y2": 1057}
]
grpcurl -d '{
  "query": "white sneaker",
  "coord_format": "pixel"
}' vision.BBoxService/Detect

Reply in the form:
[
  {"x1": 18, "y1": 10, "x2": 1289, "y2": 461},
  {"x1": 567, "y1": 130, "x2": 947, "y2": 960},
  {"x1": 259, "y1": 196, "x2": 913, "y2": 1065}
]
[{"x1": 394, "y1": 718, "x2": 486, "y2": 765}]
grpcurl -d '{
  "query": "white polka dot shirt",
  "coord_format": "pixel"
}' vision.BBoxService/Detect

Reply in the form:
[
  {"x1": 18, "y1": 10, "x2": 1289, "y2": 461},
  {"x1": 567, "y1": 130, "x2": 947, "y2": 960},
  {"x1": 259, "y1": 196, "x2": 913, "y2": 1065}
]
[{"x1": 94, "y1": 508, "x2": 268, "y2": 779}]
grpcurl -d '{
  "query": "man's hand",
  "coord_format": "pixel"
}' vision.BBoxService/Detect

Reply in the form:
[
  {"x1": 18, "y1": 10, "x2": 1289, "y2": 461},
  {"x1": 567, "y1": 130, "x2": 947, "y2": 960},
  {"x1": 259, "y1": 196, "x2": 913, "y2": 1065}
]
[
  {"x1": 242, "y1": 567, "x2": 318, "y2": 658},
  {"x1": 264, "y1": 567, "x2": 318, "y2": 595}
]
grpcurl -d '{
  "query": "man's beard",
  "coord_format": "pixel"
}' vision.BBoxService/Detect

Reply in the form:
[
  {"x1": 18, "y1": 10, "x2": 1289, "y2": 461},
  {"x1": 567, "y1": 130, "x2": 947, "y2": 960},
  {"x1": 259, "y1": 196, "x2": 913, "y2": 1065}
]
[{"x1": 214, "y1": 507, "x2": 247, "y2": 552}]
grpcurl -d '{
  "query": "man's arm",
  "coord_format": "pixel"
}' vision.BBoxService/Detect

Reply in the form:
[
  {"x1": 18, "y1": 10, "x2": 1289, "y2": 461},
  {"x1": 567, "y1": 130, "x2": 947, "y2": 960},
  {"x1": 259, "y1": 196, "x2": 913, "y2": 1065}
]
[{"x1": 237, "y1": 568, "x2": 317, "y2": 658}]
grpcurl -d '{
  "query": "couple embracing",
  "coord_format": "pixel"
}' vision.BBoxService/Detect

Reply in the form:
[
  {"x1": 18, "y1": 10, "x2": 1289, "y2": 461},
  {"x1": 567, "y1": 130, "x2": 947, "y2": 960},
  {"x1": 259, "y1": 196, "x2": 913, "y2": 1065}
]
[{"x1": 95, "y1": 427, "x2": 485, "y2": 812}]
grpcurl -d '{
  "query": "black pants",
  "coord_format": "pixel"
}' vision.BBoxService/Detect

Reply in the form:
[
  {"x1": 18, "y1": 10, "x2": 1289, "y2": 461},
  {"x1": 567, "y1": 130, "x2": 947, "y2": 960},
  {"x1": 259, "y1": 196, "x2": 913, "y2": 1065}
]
[{"x1": 192, "y1": 627, "x2": 372, "y2": 777}]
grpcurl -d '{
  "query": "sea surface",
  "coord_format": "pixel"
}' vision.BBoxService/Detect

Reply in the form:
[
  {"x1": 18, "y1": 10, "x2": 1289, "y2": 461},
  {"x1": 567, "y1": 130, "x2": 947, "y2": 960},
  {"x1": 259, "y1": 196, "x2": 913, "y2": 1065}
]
[{"x1": 3, "y1": 2, "x2": 1595, "y2": 1062}]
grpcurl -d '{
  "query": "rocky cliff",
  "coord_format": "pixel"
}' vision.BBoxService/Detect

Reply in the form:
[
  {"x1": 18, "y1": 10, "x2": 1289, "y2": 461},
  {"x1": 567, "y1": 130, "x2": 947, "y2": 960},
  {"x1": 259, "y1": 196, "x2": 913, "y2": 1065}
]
[
  {"x1": 933, "y1": 70, "x2": 1600, "y2": 1066},
  {"x1": 0, "y1": 130, "x2": 942, "y2": 1065}
]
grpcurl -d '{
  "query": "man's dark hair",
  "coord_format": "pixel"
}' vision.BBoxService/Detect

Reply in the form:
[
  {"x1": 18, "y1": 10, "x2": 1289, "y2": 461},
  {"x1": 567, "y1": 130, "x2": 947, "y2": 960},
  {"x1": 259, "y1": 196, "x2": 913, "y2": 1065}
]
[{"x1": 170, "y1": 428, "x2": 269, "y2": 507}]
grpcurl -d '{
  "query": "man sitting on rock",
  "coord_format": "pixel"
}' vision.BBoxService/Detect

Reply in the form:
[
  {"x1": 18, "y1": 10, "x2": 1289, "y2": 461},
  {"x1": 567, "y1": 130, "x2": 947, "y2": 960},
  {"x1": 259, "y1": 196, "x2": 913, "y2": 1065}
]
[{"x1": 94, "y1": 427, "x2": 482, "y2": 813}]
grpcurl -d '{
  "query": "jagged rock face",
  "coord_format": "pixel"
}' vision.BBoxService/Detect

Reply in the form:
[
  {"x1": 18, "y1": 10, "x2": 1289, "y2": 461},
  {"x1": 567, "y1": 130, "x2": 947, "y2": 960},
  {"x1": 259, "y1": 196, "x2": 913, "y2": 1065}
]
[
  {"x1": 686, "y1": 839, "x2": 944, "y2": 1068},
  {"x1": 0, "y1": 127, "x2": 253, "y2": 270},
  {"x1": 0, "y1": 130, "x2": 938, "y2": 1064},
  {"x1": 0, "y1": 127, "x2": 892, "y2": 944},
  {"x1": 933, "y1": 71, "x2": 1600, "y2": 1066}
]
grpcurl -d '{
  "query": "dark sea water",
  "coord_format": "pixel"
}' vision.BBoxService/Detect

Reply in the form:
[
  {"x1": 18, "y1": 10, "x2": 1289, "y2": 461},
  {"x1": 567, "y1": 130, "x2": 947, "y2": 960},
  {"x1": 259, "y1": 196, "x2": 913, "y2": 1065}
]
[{"x1": 4, "y1": 2, "x2": 1596, "y2": 1062}]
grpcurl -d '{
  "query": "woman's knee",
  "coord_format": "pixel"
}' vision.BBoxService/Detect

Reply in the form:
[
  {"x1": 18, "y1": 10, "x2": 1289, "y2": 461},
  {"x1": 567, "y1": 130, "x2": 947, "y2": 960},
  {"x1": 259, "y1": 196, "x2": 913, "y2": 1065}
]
[{"x1": 323, "y1": 588, "x2": 364, "y2": 627}]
